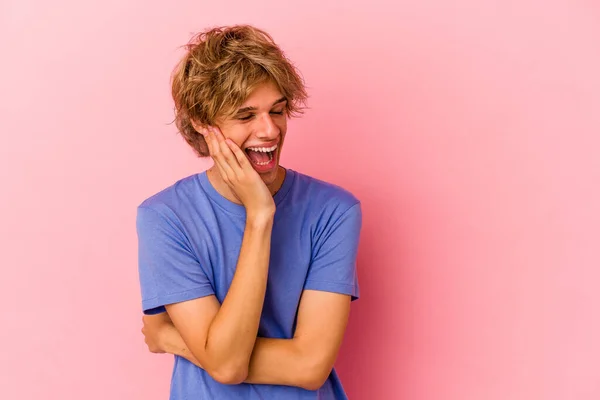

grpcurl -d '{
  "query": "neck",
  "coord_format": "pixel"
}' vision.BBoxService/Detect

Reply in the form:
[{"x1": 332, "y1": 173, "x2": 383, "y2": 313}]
[{"x1": 206, "y1": 166, "x2": 286, "y2": 205}]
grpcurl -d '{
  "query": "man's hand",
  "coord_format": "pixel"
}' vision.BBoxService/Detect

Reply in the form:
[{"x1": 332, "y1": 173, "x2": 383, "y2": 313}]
[
  {"x1": 202, "y1": 126, "x2": 275, "y2": 217},
  {"x1": 142, "y1": 312, "x2": 205, "y2": 369},
  {"x1": 141, "y1": 313, "x2": 172, "y2": 354}
]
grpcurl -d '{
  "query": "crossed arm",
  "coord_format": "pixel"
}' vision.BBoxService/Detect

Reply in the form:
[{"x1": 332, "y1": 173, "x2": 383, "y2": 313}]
[
  {"x1": 146, "y1": 289, "x2": 351, "y2": 390},
  {"x1": 141, "y1": 212, "x2": 352, "y2": 390}
]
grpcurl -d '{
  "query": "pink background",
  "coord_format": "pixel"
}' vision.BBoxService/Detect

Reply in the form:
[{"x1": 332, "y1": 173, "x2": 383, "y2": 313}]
[{"x1": 2, "y1": 1, "x2": 599, "y2": 399}]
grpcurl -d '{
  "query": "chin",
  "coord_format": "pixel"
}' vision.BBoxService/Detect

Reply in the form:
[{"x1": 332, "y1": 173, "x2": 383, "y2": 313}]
[{"x1": 258, "y1": 164, "x2": 280, "y2": 182}]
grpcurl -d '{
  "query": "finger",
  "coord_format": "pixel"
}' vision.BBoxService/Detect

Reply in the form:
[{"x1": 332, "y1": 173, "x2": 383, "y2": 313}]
[
  {"x1": 225, "y1": 138, "x2": 251, "y2": 169},
  {"x1": 197, "y1": 125, "x2": 208, "y2": 136},
  {"x1": 206, "y1": 130, "x2": 235, "y2": 180},
  {"x1": 212, "y1": 127, "x2": 242, "y2": 172},
  {"x1": 203, "y1": 128, "x2": 217, "y2": 157},
  {"x1": 209, "y1": 127, "x2": 242, "y2": 178},
  {"x1": 211, "y1": 126, "x2": 230, "y2": 147},
  {"x1": 211, "y1": 150, "x2": 233, "y2": 182},
  {"x1": 198, "y1": 126, "x2": 210, "y2": 147},
  {"x1": 202, "y1": 129, "x2": 218, "y2": 164},
  {"x1": 211, "y1": 127, "x2": 237, "y2": 159}
]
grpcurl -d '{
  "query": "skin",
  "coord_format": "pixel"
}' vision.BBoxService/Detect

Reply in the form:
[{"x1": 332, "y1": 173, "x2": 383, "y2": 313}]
[
  {"x1": 193, "y1": 79, "x2": 289, "y2": 203},
  {"x1": 141, "y1": 80, "x2": 352, "y2": 390},
  {"x1": 142, "y1": 290, "x2": 350, "y2": 390}
]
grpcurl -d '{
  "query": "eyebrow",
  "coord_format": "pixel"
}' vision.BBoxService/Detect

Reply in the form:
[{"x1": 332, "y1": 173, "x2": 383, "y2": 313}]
[{"x1": 235, "y1": 96, "x2": 287, "y2": 114}]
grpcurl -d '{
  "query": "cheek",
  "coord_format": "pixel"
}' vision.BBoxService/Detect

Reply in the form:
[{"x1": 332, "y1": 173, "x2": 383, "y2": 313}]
[
  {"x1": 277, "y1": 119, "x2": 287, "y2": 135},
  {"x1": 221, "y1": 127, "x2": 248, "y2": 148}
]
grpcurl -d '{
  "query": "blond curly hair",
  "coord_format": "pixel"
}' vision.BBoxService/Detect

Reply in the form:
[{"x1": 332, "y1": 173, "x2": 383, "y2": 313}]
[{"x1": 171, "y1": 25, "x2": 308, "y2": 157}]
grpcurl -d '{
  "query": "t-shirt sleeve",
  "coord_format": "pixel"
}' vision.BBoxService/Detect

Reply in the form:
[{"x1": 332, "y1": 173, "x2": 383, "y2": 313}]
[
  {"x1": 304, "y1": 202, "x2": 362, "y2": 300},
  {"x1": 136, "y1": 206, "x2": 215, "y2": 315}
]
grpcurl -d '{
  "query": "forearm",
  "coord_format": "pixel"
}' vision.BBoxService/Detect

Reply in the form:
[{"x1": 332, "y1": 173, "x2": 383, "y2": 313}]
[
  {"x1": 161, "y1": 323, "x2": 203, "y2": 368},
  {"x1": 203, "y1": 213, "x2": 274, "y2": 373},
  {"x1": 162, "y1": 329, "x2": 320, "y2": 390},
  {"x1": 245, "y1": 337, "x2": 321, "y2": 389}
]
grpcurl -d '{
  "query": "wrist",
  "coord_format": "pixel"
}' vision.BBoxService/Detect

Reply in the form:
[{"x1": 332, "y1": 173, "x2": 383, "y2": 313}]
[{"x1": 246, "y1": 208, "x2": 275, "y2": 226}]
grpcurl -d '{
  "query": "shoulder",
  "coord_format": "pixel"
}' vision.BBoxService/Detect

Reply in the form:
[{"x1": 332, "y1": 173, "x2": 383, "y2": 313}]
[
  {"x1": 138, "y1": 173, "x2": 200, "y2": 210},
  {"x1": 290, "y1": 172, "x2": 362, "y2": 250},
  {"x1": 136, "y1": 173, "x2": 203, "y2": 225},
  {"x1": 292, "y1": 170, "x2": 361, "y2": 215}
]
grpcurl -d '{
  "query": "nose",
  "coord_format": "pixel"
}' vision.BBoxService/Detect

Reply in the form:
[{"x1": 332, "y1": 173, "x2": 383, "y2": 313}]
[{"x1": 255, "y1": 113, "x2": 279, "y2": 139}]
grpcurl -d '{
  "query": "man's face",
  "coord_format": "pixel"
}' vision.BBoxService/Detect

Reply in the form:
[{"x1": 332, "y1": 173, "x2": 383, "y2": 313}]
[{"x1": 216, "y1": 80, "x2": 287, "y2": 187}]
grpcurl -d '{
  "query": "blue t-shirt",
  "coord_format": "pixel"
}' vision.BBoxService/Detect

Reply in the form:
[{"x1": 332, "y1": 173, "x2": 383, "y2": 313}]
[{"x1": 136, "y1": 168, "x2": 361, "y2": 399}]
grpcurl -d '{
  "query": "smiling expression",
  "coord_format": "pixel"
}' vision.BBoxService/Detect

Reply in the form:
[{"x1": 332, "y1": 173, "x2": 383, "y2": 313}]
[{"x1": 215, "y1": 79, "x2": 288, "y2": 187}]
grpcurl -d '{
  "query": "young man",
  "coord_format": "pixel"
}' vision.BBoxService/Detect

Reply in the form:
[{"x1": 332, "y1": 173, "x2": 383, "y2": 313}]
[{"x1": 136, "y1": 25, "x2": 362, "y2": 399}]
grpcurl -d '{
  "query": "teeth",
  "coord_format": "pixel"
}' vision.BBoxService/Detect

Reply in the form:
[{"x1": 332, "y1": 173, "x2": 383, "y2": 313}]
[
  {"x1": 247, "y1": 144, "x2": 278, "y2": 153},
  {"x1": 253, "y1": 150, "x2": 274, "y2": 166}
]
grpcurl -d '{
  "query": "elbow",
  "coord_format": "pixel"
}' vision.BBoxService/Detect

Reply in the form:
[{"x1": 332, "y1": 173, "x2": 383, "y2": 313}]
[
  {"x1": 300, "y1": 370, "x2": 330, "y2": 391},
  {"x1": 209, "y1": 364, "x2": 248, "y2": 385},
  {"x1": 189, "y1": 345, "x2": 249, "y2": 384},
  {"x1": 298, "y1": 359, "x2": 333, "y2": 391}
]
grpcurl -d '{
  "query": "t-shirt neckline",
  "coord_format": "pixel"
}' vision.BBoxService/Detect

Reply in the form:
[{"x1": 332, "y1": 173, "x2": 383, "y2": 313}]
[{"x1": 197, "y1": 168, "x2": 296, "y2": 216}]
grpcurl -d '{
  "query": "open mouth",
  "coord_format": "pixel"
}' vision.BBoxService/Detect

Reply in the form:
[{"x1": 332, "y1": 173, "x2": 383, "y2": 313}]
[{"x1": 244, "y1": 144, "x2": 278, "y2": 167}]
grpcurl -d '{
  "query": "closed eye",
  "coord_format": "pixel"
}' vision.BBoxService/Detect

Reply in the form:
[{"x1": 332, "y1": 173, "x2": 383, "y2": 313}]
[{"x1": 236, "y1": 110, "x2": 284, "y2": 121}]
